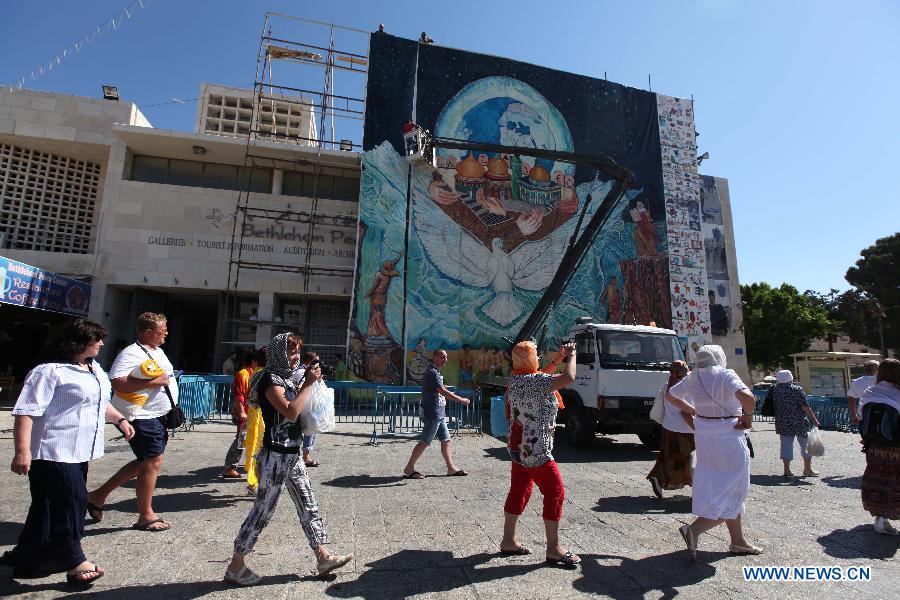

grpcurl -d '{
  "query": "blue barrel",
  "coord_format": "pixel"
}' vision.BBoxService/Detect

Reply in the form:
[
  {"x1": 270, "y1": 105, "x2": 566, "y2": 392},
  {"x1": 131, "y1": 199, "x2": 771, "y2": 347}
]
[{"x1": 490, "y1": 395, "x2": 509, "y2": 440}]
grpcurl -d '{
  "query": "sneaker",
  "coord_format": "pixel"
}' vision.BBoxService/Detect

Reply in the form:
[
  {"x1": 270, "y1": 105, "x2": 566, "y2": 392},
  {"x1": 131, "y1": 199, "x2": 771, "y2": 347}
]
[
  {"x1": 649, "y1": 476, "x2": 663, "y2": 499},
  {"x1": 317, "y1": 553, "x2": 353, "y2": 576},
  {"x1": 222, "y1": 467, "x2": 243, "y2": 479},
  {"x1": 874, "y1": 518, "x2": 899, "y2": 536}
]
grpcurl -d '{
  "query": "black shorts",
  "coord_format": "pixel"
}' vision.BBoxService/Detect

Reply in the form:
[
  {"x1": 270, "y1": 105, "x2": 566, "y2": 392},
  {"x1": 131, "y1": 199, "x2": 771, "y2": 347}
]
[{"x1": 128, "y1": 417, "x2": 169, "y2": 461}]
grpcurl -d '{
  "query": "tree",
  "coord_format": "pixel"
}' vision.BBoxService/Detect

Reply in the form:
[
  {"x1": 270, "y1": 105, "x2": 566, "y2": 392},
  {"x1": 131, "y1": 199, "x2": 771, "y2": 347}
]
[
  {"x1": 845, "y1": 232, "x2": 900, "y2": 355},
  {"x1": 740, "y1": 282, "x2": 833, "y2": 371}
]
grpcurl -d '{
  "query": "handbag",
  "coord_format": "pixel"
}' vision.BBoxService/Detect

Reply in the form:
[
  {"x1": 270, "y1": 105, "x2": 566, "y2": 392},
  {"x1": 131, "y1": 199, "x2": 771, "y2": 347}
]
[
  {"x1": 761, "y1": 386, "x2": 775, "y2": 417},
  {"x1": 649, "y1": 387, "x2": 665, "y2": 424},
  {"x1": 136, "y1": 343, "x2": 185, "y2": 430}
]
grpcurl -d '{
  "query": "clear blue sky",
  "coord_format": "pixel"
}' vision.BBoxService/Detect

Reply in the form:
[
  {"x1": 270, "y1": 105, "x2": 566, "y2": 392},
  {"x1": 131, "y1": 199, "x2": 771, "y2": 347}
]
[{"x1": 3, "y1": 0, "x2": 898, "y2": 295}]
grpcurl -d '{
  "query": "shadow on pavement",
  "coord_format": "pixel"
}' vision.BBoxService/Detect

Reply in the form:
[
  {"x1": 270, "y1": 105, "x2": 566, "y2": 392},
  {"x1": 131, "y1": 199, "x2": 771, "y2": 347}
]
[
  {"x1": 0, "y1": 521, "x2": 21, "y2": 546},
  {"x1": 594, "y1": 495, "x2": 691, "y2": 515},
  {"x1": 750, "y1": 474, "x2": 814, "y2": 487},
  {"x1": 818, "y1": 524, "x2": 899, "y2": 560},
  {"x1": 572, "y1": 551, "x2": 722, "y2": 598},
  {"x1": 0, "y1": 572, "x2": 298, "y2": 598},
  {"x1": 553, "y1": 438, "x2": 657, "y2": 464},
  {"x1": 324, "y1": 550, "x2": 543, "y2": 599},
  {"x1": 320, "y1": 475, "x2": 407, "y2": 489},
  {"x1": 121, "y1": 466, "x2": 226, "y2": 490},
  {"x1": 820, "y1": 475, "x2": 862, "y2": 489},
  {"x1": 102, "y1": 490, "x2": 245, "y2": 515}
]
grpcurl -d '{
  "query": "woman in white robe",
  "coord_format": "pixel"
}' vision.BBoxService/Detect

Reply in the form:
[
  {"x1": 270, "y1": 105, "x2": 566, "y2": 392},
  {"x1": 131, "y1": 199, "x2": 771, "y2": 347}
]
[{"x1": 666, "y1": 345, "x2": 760, "y2": 557}]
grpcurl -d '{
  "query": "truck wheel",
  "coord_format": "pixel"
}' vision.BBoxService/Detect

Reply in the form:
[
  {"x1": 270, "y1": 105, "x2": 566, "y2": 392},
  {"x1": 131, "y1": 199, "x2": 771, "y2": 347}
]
[
  {"x1": 638, "y1": 426, "x2": 662, "y2": 450},
  {"x1": 564, "y1": 401, "x2": 595, "y2": 449}
]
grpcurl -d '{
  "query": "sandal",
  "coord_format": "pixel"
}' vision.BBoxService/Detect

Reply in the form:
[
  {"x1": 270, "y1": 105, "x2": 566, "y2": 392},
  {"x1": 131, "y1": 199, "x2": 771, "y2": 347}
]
[
  {"x1": 304, "y1": 461, "x2": 320, "y2": 468},
  {"x1": 317, "y1": 553, "x2": 353, "y2": 575},
  {"x1": 66, "y1": 566, "x2": 105, "y2": 587},
  {"x1": 132, "y1": 517, "x2": 170, "y2": 532},
  {"x1": 402, "y1": 471, "x2": 425, "y2": 480},
  {"x1": 86, "y1": 501, "x2": 104, "y2": 523},
  {"x1": 224, "y1": 565, "x2": 262, "y2": 587},
  {"x1": 499, "y1": 545, "x2": 532, "y2": 556},
  {"x1": 679, "y1": 524, "x2": 697, "y2": 559},
  {"x1": 545, "y1": 551, "x2": 580, "y2": 568},
  {"x1": 448, "y1": 469, "x2": 468, "y2": 477},
  {"x1": 728, "y1": 544, "x2": 763, "y2": 555}
]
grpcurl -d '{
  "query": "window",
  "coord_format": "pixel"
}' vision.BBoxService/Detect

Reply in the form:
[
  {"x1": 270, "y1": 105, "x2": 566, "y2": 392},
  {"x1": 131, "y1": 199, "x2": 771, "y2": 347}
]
[
  {"x1": 239, "y1": 167, "x2": 272, "y2": 193},
  {"x1": 131, "y1": 156, "x2": 167, "y2": 184},
  {"x1": 281, "y1": 171, "x2": 358, "y2": 201},
  {"x1": 596, "y1": 331, "x2": 683, "y2": 370},
  {"x1": 167, "y1": 159, "x2": 203, "y2": 187},
  {"x1": 0, "y1": 143, "x2": 100, "y2": 253},
  {"x1": 575, "y1": 332, "x2": 596, "y2": 365},
  {"x1": 203, "y1": 163, "x2": 239, "y2": 190},
  {"x1": 333, "y1": 175, "x2": 360, "y2": 201},
  {"x1": 128, "y1": 155, "x2": 272, "y2": 193}
]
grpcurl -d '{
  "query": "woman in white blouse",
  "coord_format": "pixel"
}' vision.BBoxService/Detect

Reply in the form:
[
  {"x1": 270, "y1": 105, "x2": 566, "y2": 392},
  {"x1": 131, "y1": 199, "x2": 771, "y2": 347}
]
[
  {"x1": 666, "y1": 345, "x2": 760, "y2": 557},
  {"x1": 1, "y1": 319, "x2": 134, "y2": 587}
]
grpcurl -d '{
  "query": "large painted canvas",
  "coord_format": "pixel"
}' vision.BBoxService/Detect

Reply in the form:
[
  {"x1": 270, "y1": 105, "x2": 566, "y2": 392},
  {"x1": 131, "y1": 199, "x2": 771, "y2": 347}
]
[{"x1": 349, "y1": 33, "x2": 683, "y2": 384}]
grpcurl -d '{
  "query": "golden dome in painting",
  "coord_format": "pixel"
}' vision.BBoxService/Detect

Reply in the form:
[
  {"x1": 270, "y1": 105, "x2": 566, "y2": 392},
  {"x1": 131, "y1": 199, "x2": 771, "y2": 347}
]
[
  {"x1": 529, "y1": 165, "x2": 550, "y2": 183},
  {"x1": 486, "y1": 157, "x2": 509, "y2": 179},
  {"x1": 455, "y1": 153, "x2": 484, "y2": 179}
]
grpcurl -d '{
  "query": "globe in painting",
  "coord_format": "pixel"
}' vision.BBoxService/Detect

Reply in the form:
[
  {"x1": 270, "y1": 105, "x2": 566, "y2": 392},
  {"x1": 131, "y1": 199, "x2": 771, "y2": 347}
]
[{"x1": 434, "y1": 76, "x2": 575, "y2": 178}]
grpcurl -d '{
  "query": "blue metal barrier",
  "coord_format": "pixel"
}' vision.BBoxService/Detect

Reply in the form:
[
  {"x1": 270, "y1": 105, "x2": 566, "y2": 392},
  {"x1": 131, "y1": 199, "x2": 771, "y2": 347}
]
[
  {"x1": 177, "y1": 374, "x2": 234, "y2": 430},
  {"x1": 369, "y1": 385, "x2": 482, "y2": 444},
  {"x1": 752, "y1": 388, "x2": 857, "y2": 433}
]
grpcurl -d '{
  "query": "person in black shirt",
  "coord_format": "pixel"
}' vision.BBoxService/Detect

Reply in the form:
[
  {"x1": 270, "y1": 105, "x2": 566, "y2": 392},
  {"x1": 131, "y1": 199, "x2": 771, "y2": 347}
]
[{"x1": 224, "y1": 333, "x2": 352, "y2": 586}]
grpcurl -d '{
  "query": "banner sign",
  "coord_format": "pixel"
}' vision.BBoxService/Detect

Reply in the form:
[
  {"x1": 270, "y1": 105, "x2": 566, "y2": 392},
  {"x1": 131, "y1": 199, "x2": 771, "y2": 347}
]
[{"x1": 0, "y1": 256, "x2": 91, "y2": 316}]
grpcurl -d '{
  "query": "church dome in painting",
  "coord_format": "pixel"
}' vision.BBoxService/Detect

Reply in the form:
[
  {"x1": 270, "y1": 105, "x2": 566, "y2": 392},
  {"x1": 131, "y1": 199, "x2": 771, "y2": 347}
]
[
  {"x1": 455, "y1": 153, "x2": 484, "y2": 180},
  {"x1": 485, "y1": 157, "x2": 509, "y2": 180},
  {"x1": 528, "y1": 165, "x2": 550, "y2": 183}
]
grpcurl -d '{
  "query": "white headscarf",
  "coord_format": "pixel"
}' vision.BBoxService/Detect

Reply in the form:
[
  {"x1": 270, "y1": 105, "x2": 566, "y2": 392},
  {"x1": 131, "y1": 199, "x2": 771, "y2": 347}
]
[
  {"x1": 695, "y1": 345, "x2": 727, "y2": 370},
  {"x1": 775, "y1": 370, "x2": 793, "y2": 384}
]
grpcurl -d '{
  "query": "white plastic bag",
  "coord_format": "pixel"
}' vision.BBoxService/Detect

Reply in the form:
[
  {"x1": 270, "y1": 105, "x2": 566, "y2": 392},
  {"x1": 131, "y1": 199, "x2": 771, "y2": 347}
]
[
  {"x1": 300, "y1": 381, "x2": 336, "y2": 434},
  {"x1": 807, "y1": 426, "x2": 825, "y2": 457},
  {"x1": 649, "y1": 387, "x2": 665, "y2": 424}
]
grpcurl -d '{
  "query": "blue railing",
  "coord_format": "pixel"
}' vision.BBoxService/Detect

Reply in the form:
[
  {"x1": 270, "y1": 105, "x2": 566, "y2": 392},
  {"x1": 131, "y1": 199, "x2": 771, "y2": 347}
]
[
  {"x1": 175, "y1": 377, "x2": 484, "y2": 440},
  {"x1": 177, "y1": 374, "x2": 233, "y2": 430},
  {"x1": 752, "y1": 388, "x2": 857, "y2": 433}
]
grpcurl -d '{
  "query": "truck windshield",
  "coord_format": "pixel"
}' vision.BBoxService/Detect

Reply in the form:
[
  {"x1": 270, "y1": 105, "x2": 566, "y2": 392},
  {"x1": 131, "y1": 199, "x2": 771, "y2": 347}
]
[{"x1": 596, "y1": 331, "x2": 683, "y2": 370}]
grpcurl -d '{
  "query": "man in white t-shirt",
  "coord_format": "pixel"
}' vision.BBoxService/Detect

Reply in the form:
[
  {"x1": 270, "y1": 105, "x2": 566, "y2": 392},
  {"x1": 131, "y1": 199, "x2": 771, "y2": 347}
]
[
  {"x1": 848, "y1": 360, "x2": 879, "y2": 425},
  {"x1": 87, "y1": 312, "x2": 178, "y2": 532}
]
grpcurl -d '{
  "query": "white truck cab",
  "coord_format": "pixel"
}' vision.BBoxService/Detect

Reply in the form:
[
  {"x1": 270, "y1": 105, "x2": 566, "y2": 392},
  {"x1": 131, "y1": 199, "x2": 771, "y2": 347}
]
[{"x1": 560, "y1": 319, "x2": 685, "y2": 448}]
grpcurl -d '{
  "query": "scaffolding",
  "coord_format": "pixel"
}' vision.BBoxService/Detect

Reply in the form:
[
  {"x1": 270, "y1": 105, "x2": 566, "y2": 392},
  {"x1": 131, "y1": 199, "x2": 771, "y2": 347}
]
[{"x1": 222, "y1": 13, "x2": 369, "y2": 359}]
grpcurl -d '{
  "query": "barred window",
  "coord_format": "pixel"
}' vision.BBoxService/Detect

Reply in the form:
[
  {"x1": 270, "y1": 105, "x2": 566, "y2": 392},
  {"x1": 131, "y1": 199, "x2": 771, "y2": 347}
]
[{"x1": 0, "y1": 143, "x2": 100, "y2": 253}]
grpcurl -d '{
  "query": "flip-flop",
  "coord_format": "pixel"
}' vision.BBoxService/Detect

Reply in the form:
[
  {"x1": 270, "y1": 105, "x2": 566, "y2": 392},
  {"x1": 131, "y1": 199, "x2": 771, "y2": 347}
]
[
  {"x1": 86, "y1": 501, "x2": 104, "y2": 522},
  {"x1": 402, "y1": 471, "x2": 425, "y2": 480},
  {"x1": 448, "y1": 470, "x2": 468, "y2": 477},
  {"x1": 132, "y1": 517, "x2": 170, "y2": 532},
  {"x1": 499, "y1": 545, "x2": 532, "y2": 556},
  {"x1": 66, "y1": 566, "x2": 105, "y2": 586},
  {"x1": 304, "y1": 461, "x2": 320, "y2": 468},
  {"x1": 545, "y1": 551, "x2": 580, "y2": 568}
]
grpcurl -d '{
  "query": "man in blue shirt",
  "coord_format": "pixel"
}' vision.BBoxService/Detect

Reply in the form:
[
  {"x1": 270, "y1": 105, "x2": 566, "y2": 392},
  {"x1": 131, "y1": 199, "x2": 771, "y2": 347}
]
[{"x1": 402, "y1": 349, "x2": 471, "y2": 479}]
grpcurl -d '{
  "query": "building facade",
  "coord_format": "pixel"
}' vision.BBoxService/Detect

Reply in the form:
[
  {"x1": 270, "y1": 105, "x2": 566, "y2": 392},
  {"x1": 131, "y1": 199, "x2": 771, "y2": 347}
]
[{"x1": 1, "y1": 85, "x2": 359, "y2": 374}]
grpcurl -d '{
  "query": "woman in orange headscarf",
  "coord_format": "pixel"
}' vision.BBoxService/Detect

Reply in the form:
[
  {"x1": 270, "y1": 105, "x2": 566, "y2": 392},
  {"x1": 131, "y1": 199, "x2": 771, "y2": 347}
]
[{"x1": 500, "y1": 340, "x2": 580, "y2": 568}]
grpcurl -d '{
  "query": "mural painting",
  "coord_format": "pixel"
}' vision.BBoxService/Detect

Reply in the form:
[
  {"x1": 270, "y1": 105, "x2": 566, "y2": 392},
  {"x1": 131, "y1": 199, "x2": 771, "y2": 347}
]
[
  {"x1": 349, "y1": 33, "x2": 686, "y2": 383},
  {"x1": 700, "y1": 175, "x2": 732, "y2": 337}
]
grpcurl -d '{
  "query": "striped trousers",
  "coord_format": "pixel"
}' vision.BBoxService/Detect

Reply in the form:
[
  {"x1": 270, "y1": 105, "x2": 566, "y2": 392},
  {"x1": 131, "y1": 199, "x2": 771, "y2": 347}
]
[{"x1": 233, "y1": 449, "x2": 329, "y2": 555}]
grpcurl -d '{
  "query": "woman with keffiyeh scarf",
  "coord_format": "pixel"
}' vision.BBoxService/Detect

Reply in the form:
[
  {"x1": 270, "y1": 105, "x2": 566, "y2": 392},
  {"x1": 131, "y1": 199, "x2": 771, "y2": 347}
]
[{"x1": 224, "y1": 333, "x2": 352, "y2": 586}]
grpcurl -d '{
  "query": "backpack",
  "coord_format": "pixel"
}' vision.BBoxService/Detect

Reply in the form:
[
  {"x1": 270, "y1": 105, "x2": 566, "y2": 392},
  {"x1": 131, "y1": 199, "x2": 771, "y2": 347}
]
[
  {"x1": 760, "y1": 386, "x2": 776, "y2": 417},
  {"x1": 860, "y1": 402, "x2": 900, "y2": 448}
]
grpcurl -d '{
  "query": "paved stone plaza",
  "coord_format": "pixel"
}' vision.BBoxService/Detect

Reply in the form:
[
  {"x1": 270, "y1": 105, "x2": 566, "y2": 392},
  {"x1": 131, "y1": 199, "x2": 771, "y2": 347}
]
[{"x1": 1, "y1": 411, "x2": 896, "y2": 599}]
